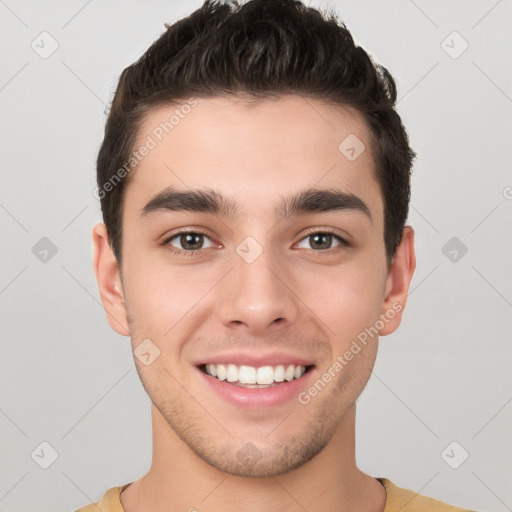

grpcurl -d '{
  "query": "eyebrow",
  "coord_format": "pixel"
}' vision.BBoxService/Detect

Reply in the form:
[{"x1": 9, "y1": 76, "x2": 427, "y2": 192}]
[{"x1": 140, "y1": 185, "x2": 372, "y2": 223}]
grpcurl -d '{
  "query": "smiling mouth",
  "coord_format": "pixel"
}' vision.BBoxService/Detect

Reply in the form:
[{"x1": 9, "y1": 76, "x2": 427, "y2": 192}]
[{"x1": 198, "y1": 363, "x2": 315, "y2": 388}]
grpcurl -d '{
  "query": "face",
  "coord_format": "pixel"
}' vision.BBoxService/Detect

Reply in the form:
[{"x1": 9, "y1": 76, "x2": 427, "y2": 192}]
[{"x1": 94, "y1": 94, "x2": 414, "y2": 477}]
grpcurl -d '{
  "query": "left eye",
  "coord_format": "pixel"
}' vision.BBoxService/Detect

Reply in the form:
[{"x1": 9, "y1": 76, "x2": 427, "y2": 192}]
[
  {"x1": 296, "y1": 232, "x2": 346, "y2": 251},
  {"x1": 166, "y1": 232, "x2": 215, "y2": 251}
]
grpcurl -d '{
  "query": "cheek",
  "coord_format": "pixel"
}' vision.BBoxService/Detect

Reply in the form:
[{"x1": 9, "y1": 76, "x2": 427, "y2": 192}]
[
  {"x1": 298, "y1": 262, "x2": 384, "y2": 341},
  {"x1": 123, "y1": 260, "x2": 219, "y2": 332}
]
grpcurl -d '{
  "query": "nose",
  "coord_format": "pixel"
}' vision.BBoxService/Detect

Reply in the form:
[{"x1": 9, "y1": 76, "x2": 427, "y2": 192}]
[{"x1": 217, "y1": 244, "x2": 299, "y2": 336}]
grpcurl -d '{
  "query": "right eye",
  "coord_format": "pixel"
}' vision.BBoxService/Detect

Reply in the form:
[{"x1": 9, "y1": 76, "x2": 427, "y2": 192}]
[{"x1": 163, "y1": 230, "x2": 216, "y2": 256}]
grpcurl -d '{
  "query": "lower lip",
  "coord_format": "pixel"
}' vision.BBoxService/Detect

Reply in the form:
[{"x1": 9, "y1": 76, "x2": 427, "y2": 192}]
[{"x1": 196, "y1": 366, "x2": 316, "y2": 409}]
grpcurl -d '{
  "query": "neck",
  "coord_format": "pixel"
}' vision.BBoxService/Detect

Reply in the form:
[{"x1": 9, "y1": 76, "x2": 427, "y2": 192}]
[{"x1": 120, "y1": 404, "x2": 386, "y2": 512}]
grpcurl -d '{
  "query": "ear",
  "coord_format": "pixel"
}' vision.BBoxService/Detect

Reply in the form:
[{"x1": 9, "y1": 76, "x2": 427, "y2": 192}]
[
  {"x1": 91, "y1": 223, "x2": 130, "y2": 336},
  {"x1": 379, "y1": 225, "x2": 416, "y2": 336}
]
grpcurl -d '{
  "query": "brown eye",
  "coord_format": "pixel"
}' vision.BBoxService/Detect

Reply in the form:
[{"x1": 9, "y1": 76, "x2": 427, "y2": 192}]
[
  {"x1": 309, "y1": 233, "x2": 333, "y2": 250},
  {"x1": 178, "y1": 233, "x2": 204, "y2": 250},
  {"x1": 164, "y1": 231, "x2": 214, "y2": 253},
  {"x1": 296, "y1": 230, "x2": 348, "y2": 252}
]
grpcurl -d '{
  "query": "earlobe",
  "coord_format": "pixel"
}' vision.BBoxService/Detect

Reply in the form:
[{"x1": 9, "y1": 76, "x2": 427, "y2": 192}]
[
  {"x1": 379, "y1": 226, "x2": 416, "y2": 336},
  {"x1": 91, "y1": 223, "x2": 130, "y2": 336}
]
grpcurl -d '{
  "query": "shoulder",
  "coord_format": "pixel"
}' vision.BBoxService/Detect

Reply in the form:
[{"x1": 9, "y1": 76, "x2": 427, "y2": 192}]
[
  {"x1": 378, "y1": 478, "x2": 477, "y2": 512},
  {"x1": 74, "y1": 483, "x2": 130, "y2": 512}
]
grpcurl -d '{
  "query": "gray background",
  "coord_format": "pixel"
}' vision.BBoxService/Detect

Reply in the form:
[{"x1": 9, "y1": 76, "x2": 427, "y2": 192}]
[{"x1": 1, "y1": 0, "x2": 511, "y2": 511}]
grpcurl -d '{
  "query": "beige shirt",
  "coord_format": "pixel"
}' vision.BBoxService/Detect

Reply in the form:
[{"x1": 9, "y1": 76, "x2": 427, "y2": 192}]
[{"x1": 75, "y1": 477, "x2": 476, "y2": 511}]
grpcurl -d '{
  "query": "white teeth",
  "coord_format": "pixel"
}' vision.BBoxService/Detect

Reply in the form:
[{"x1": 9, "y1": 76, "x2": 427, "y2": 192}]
[
  {"x1": 274, "y1": 365, "x2": 285, "y2": 382},
  {"x1": 239, "y1": 365, "x2": 257, "y2": 384},
  {"x1": 226, "y1": 364, "x2": 238, "y2": 382},
  {"x1": 204, "y1": 363, "x2": 308, "y2": 384},
  {"x1": 216, "y1": 364, "x2": 226, "y2": 381},
  {"x1": 256, "y1": 366, "x2": 274, "y2": 385},
  {"x1": 284, "y1": 365, "x2": 295, "y2": 381}
]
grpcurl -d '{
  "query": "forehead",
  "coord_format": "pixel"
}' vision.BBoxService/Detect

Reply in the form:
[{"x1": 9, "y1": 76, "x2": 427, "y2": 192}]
[{"x1": 124, "y1": 94, "x2": 382, "y2": 224}]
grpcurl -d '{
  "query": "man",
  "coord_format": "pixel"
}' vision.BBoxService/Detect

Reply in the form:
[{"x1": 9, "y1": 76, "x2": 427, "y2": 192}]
[{"x1": 78, "y1": 0, "x2": 476, "y2": 510}]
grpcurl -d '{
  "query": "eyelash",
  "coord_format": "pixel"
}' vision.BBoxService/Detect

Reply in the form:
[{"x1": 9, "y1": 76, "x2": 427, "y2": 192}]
[{"x1": 161, "y1": 229, "x2": 349, "y2": 257}]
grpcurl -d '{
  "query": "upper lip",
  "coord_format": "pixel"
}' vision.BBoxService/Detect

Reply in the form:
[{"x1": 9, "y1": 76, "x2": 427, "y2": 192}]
[{"x1": 194, "y1": 352, "x2": 315, "y2": 368}]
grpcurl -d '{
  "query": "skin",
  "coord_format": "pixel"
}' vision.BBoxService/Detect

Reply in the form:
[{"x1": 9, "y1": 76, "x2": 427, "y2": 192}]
[{"x1": 92, "y1": 94, "x2": 415, "y2": 512}]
